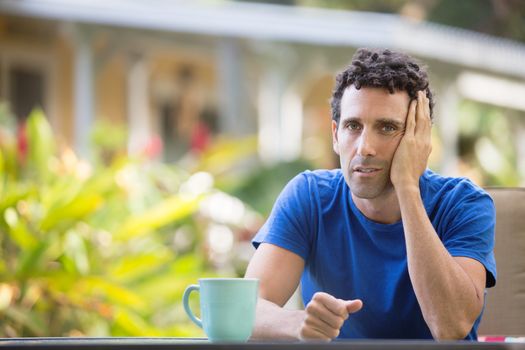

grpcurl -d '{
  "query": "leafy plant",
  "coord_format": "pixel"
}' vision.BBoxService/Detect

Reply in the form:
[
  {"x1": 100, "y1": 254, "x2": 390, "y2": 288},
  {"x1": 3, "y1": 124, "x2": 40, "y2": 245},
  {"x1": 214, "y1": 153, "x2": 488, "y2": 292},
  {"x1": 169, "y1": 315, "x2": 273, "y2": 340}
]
[
  {"x1": 0, "y1": 102, "x2": 316, "y2": 337},
  {"x1": 0, "y1": 107, "x2": 256, "y2": 337}
]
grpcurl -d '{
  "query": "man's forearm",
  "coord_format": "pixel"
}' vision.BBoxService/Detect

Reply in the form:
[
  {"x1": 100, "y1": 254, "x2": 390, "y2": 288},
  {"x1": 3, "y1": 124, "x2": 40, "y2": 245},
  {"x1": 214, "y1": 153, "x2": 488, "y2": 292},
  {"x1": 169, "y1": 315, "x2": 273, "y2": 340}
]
[
  {"x1": 397, "y1": 186, "x2": 483, "y2": 340},
  {"x1": 251, "y1": 298, "x2": 304, "y2": 340}
]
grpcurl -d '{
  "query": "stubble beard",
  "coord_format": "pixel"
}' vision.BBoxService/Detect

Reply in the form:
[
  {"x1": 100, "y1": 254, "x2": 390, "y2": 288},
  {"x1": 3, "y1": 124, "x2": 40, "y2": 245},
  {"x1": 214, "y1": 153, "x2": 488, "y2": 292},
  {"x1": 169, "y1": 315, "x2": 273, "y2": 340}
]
[
  {"x1": 345, "y1": 158, "x2": 393, "y2": 199},
  {"x1": 349, "y1": 174, "x2": 393, "y2": 199}
]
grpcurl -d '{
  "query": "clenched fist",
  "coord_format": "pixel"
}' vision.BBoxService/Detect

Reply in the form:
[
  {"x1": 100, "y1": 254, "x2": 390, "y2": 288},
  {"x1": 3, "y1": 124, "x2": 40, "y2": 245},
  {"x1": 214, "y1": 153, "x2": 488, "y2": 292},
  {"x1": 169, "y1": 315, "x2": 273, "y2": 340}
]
[{"x1": 299, "y1": 292, "x2": 363, "y2": 341}]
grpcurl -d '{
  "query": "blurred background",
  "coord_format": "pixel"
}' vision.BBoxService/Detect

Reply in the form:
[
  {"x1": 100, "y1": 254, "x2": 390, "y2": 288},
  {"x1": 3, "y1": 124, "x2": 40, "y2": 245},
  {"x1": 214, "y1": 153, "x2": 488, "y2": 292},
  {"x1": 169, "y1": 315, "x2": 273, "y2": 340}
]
[{"x1": 0, "y1": 0, "x2": 524, "y2": 338}]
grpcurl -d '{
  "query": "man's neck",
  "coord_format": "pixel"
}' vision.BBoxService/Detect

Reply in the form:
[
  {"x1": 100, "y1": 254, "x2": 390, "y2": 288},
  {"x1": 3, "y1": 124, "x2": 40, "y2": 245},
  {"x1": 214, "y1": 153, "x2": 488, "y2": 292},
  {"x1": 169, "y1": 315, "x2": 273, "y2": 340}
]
[{"x1": 351, "y1": 190, "x2": 401, "y2": 225}]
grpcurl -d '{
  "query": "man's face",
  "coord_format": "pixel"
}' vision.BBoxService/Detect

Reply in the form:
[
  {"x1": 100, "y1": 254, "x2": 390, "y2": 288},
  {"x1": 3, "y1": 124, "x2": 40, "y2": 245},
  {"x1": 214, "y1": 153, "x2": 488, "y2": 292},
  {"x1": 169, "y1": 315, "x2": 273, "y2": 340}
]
[{"x1": 332, "y1": 86, "x2": 410, "y2": 199}]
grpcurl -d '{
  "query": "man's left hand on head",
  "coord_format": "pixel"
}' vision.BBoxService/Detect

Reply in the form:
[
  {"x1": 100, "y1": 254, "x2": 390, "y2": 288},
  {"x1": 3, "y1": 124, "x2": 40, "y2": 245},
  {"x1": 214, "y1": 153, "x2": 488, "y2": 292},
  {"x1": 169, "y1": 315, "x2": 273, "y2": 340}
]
[{"x1": 390, "y1": 90, "x2": 432, "y2": 191}]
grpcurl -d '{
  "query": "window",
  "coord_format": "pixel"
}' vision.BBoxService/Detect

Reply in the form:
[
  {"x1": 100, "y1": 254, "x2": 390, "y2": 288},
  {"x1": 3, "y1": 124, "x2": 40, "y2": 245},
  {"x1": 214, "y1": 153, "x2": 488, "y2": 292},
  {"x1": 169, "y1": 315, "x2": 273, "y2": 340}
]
[{"x1": 9, "y1": 66, "x2": 45, "y2": 123}]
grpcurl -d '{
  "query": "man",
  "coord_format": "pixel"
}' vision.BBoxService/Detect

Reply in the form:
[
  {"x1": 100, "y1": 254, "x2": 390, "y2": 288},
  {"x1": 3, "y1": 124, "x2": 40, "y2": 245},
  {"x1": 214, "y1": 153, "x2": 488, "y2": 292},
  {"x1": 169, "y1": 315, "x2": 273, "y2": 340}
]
[{"x1": 245, "y1": 48, "x2": 496, "y2": 341}]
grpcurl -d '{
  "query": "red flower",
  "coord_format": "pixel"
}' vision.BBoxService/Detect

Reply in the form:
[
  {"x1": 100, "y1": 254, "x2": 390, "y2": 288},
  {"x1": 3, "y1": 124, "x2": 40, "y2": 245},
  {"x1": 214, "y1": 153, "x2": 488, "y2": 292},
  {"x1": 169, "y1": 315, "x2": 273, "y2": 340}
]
[{"x1": 17, "y1": 121, "x2": 28, "y2": 163}]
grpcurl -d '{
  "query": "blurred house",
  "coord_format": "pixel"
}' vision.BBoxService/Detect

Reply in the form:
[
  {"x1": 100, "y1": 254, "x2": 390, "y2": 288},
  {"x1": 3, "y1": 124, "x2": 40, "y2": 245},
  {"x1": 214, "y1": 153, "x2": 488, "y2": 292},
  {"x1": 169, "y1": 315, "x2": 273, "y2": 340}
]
[{"x1": 1, "y1": 0, "x2": 525, "y2": 178}]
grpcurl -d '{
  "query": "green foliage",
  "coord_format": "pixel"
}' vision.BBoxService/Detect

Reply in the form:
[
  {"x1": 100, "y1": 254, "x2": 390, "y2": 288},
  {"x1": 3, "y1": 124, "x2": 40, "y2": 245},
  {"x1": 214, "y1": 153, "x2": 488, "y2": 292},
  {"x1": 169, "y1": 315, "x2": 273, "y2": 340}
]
[
  {"x1": 0, "y1": 103, "x2": 316, "y2": 337},
  {"x1": 25, "y1": 108, "x2": 56, "y2": 182},
  {"x1": 458, "y1": 101, "x2": 521, "y2": 186},
  {"x1": 231, "y1": 159, "x2": 312, "y2": 216},
  {"x1": 427, "y1": 0, "x2": 525, "y2": 43},
  {"x1": 90, "y1": 119, "x2": 128, "y2": 167},
  {"x1": 291, "y1": 0, "x2": 525, "y2": 43},
  {"x1": 0, "y1": 107, "x2": 251, "y2": 337}
]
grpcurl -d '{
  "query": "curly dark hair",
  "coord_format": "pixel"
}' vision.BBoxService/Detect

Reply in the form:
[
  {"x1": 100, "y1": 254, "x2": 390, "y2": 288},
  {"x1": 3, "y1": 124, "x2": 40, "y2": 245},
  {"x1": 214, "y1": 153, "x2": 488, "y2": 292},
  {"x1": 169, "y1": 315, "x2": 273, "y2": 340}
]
[{"x1": 330, "y1": 48, "x2": 435, "y2": 124}]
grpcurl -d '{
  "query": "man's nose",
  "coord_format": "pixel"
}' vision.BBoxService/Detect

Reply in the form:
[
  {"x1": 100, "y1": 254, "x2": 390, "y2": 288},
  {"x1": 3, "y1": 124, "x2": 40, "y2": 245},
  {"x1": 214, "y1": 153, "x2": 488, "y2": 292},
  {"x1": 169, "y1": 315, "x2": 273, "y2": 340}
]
[{"x1": 356, "y1": 130, "x2": 377, "y2": 157}]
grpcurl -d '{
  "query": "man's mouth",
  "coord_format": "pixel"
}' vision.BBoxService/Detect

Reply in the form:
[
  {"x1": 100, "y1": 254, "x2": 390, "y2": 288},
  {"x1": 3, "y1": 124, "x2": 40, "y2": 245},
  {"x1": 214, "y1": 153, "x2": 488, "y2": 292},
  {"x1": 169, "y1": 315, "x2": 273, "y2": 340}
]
[{"x1": 353, "y1": 166, "x2": 381, "y2": 173}]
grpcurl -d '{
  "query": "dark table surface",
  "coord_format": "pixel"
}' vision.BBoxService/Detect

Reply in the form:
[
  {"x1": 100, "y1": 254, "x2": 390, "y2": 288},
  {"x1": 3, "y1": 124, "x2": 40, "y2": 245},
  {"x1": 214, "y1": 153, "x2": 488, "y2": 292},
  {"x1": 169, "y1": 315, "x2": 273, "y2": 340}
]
[{"x1": 0, "y1": 338, "x2": 524, "y2": 350}]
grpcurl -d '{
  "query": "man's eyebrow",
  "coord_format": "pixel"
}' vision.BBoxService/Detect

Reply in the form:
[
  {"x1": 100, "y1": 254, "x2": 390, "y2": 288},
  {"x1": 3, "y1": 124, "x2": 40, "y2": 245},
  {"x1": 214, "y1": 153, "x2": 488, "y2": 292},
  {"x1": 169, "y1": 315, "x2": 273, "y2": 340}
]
[
  {"x1": 376, "y1": 118, "x2": 405, "y2": 128},
  {"x1": 340, "y1": 116, "x2": 361, "y2": 123}
]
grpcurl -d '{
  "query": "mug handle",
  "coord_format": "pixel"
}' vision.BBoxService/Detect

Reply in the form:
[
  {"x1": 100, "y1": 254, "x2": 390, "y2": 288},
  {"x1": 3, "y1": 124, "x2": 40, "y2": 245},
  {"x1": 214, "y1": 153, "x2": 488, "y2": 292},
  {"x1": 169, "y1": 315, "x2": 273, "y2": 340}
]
[{"x1": 183, "y1": 284, "x2": 202, "y2": 328}]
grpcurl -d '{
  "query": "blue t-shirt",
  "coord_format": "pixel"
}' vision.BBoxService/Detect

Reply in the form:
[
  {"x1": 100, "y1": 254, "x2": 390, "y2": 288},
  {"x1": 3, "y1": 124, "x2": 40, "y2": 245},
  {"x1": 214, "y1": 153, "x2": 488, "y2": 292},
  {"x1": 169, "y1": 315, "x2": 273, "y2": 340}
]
[{"x1": 252, "y1": 169, "x2": 496, "y2": 340}]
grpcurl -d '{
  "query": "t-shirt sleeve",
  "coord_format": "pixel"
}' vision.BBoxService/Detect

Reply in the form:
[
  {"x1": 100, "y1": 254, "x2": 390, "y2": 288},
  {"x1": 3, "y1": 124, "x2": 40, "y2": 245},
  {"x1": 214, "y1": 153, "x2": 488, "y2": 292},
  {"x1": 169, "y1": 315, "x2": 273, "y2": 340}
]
[
  {"x1": 251, "y1": 172, "x2": 315, "y2": 261},
  {"x1": 441, "y1": 184, "x2": 497, "y2": 288}
]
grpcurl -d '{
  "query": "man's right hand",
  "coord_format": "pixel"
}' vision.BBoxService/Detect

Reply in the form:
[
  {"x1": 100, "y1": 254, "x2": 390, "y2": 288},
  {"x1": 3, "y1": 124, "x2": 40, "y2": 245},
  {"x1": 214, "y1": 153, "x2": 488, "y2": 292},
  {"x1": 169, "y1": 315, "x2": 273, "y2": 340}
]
[{"x1": 299, "y1": 292, "x2": 363, "y2": 341}]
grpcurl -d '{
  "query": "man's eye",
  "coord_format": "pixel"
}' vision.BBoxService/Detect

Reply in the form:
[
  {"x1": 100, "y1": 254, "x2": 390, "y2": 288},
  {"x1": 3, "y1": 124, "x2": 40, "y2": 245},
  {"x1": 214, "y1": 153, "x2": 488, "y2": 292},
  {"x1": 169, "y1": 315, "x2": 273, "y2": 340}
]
[
  {"x1": 382, "y1": 124, "x2": 396, "y2": 132},
  {"x1": 346, "y1": 122, "x2": 361, "y2": 130}
]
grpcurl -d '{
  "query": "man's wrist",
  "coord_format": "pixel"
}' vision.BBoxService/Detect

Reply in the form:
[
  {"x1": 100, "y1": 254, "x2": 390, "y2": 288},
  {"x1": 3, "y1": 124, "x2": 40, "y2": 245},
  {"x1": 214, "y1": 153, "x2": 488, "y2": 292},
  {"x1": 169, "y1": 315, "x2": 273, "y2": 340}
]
[
  {"x1": 393, "y1": 180, "x2": 420, "y2": 195},
  {"x1": 293, "y1": 310, "x2": 306, "y2": 340}
]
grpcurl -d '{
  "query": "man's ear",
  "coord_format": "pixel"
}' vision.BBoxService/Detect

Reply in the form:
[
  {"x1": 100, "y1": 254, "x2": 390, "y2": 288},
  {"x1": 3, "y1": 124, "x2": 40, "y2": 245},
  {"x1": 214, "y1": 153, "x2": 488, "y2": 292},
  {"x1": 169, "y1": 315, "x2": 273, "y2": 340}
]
[{"x1": 331, "y1": 120, "x2": 340, "y2": 155}]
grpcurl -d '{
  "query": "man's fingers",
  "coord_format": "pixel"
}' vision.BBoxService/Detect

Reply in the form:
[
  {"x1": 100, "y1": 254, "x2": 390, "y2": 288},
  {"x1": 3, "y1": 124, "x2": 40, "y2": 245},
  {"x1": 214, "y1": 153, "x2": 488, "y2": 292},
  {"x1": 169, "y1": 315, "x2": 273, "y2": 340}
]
[
  {"x1": 345, "y1": 299, "x2": 363, "y2": 313},
  {"x1": 306, "y1": 296, "x2": 348, "y2": 329},
  {"x1": 416, "y1": 91, "x2": 431, "y2": 129},
  {"x1": 302, "y1": 293, "x2": 363, "y2": 341},
  {"x1": 302, "y1": 313, "x2": 341, "y2": 340},
  {"x1": 312, "y1": 292, "x2": 347, "y2": 317},
  {"x1": 424, "y1": 92, "x2": 431, "y2": 119},
  {"x1": 417, "y1": 91, "x2": 425, "y2": 116},
  {"x1": 415, "y1": 91, "x2": 432, "y2": 147},
  {"x1": 305, "y1": 301, "x2": 347, "y2": 329},
  {"x1": 299, "y1": 325, "x2": 332, "y2": 342},
  {"x1": 405, "y1": 99, "x2": 417, "y2": 135}
]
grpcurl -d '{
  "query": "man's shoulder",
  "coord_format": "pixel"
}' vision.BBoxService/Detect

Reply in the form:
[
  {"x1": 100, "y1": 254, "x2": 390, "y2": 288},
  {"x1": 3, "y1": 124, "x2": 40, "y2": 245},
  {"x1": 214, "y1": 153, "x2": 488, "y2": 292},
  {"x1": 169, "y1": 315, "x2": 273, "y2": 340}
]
[
  {"x1": 423, "y1": 169, "x2": 483, "y2": 191},
  {"x1": 299, "y1": 168, "x2": 345, "y2": 190},
  {"x1": 302, "y1": 168, "x2": 343, "y2": 180},
  {"x1": 421, "y1": 169, "x2": 492, "y2": 205}
]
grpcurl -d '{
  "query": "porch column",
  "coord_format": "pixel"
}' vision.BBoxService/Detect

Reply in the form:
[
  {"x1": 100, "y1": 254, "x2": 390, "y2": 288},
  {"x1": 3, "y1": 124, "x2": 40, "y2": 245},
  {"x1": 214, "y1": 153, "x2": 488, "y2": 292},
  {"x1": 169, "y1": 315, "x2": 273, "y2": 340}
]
[
  {"x1": 437, "y1": 80, "x2": 460, "y2": 176},
  {"x1": 216, "y1": 38, "x2": 248, "y2": 135},
  {"x1": 257, "y1": 46, "x2": 302, "y2": 164},
  {"x1": 127, "y1": 53, "x2": 152, "y2": 155},
  {"x1": 73, "y1": 25, "x2": 94, "y2": 159}
]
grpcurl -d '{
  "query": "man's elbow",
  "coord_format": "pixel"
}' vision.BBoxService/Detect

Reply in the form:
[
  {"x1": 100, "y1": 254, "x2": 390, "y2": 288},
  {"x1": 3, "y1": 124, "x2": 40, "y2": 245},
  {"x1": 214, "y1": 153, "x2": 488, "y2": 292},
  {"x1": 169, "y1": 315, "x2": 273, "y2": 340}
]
[
  {"x1": 431, "y1": 323, "x2": 471, "y2": 340},
  {"x1": 431, "y1": 297, "x2": 483, "y2": 340},
  {"x1": 430, "y1": 315, "x2": 477, "y2": 340}
]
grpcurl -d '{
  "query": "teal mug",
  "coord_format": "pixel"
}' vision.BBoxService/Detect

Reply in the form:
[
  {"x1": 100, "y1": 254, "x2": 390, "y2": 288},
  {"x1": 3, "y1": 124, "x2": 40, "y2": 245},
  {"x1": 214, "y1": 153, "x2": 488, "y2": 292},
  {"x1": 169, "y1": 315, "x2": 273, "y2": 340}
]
[{"x1": 183, "y1": 278, "x2": 259, "y2": 342}]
